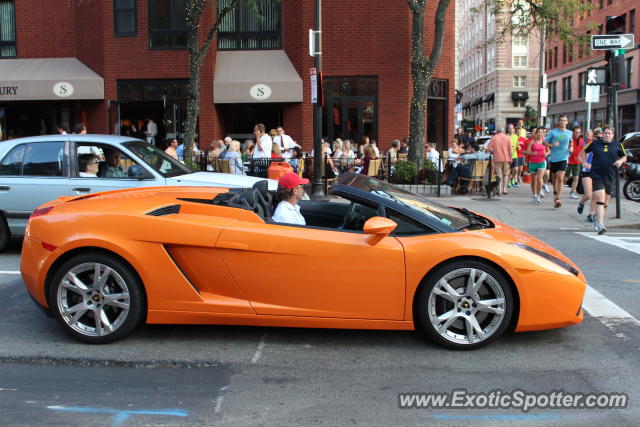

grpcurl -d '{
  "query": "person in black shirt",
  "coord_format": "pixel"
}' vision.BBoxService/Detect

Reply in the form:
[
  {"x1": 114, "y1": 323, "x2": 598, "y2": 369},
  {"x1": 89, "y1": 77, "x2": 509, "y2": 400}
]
[{"x1": 584, "y1": 126, "x2": 627, "y2": 234}]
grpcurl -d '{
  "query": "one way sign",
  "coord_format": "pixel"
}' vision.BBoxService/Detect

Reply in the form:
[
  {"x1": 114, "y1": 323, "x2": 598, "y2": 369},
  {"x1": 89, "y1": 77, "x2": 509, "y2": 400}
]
[
  {"x1": 591, "y1": 34, "x2": 635, "y2": 50},
  {"x1": 586, "y1": 67, "x2": 607, "y2": 86}
]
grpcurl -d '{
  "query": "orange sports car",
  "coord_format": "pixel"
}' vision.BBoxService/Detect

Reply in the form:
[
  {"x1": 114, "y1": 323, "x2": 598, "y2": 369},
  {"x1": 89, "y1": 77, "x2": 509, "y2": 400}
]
[{"x1": 20, "y1": 172, "x2": 586, "y2": 350}]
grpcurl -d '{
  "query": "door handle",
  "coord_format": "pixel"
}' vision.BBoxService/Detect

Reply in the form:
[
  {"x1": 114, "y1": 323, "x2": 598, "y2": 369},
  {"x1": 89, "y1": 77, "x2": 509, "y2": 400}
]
[
  {"x1": 216, "y1": 240, "x2": 249, "y2": 250},
  {"x1": 0, "y1": 186, "x2": 9, "y2": 191},
  {"x1": 72, "y1": 187, "x2": 91, "y2": 192}
]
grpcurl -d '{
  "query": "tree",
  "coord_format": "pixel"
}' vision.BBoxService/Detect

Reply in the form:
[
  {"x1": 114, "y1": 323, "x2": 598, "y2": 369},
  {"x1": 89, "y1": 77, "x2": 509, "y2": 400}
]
[
  {"x1": 183, "y1": 0, "x2": 240, "y2": 166},
  {"x1": 406, "y1": 0, "x2": 452, "y2": 165}
]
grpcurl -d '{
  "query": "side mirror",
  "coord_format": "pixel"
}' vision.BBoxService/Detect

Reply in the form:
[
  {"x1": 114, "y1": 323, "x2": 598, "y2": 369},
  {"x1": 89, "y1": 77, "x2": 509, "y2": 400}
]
[
  {"x1": 363, "y1": 216, "x2": 397, "y2": 245},
  {"x1": 128, "y1": 165, "x2": 152, "y2": 180}
]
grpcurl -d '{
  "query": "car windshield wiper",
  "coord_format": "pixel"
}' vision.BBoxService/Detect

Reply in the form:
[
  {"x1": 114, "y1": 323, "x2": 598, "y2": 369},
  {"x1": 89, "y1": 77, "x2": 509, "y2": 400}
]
[{"x1": 454, "y1": 208, "x2": 490, "y2": 230}]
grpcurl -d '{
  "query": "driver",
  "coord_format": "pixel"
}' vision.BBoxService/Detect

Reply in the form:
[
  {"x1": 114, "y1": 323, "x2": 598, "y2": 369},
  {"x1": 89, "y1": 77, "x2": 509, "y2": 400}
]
[{"x1": 272, "y1": 172, "x2": 309, "y2": 225}]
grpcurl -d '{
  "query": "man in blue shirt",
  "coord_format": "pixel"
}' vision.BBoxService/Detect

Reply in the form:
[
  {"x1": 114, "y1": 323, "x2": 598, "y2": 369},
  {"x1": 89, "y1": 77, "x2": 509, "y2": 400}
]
[
  {"x1": 584, "y1": 126, "x2": 626, "y2": 234},
  {"x1": 544, "y1": 114, "x2": 573, "y2": 208}
]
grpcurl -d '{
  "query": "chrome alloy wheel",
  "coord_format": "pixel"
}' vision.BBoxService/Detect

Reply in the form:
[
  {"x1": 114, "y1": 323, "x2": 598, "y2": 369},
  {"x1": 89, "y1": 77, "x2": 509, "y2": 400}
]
[
  {"x1": 427, "y1": 268, "x2": 506, "y2": 346},
  {"x1": 56, "y1": 262, "x2": 131, "y2": 337}
]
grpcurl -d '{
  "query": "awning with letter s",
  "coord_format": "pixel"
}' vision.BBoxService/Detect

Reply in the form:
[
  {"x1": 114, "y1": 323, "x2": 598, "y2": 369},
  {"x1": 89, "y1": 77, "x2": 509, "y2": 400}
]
[
  {"x1": 214, "y1": 50, "x2": 303, "y2": 103},
  {"x1": 0, "y1": 58, "x2": 104, "y2": 101}
]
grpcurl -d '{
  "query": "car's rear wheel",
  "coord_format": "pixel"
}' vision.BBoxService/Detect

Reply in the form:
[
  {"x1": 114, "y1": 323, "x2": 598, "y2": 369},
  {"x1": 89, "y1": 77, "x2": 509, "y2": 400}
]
[
  {"x1": 0, "y1": 215, "x2": 9, "y2": 253},
  {"x1": 415, "y1": 260, "x2": 513, "y2": 350},
  {"x1": 49, "y1": 253, "x2": 145, "y2": 344}
]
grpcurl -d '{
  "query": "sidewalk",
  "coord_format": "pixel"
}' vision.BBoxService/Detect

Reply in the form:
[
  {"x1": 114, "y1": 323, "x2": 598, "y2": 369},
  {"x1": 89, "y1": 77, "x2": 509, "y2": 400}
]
[{"x1": 432, "y1": 181, "x2": 640, "y2": 231}]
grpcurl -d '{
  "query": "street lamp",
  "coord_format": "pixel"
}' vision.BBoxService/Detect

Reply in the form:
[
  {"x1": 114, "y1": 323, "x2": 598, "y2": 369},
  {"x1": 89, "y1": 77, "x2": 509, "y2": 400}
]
[{"x1": 311, "y1": 0, "x2": 325, "y2": 200}]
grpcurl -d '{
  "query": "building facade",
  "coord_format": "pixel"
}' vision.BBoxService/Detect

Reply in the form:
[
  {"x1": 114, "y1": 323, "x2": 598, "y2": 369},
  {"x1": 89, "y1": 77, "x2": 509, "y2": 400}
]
[
  {"x1": 457, "y1": 0, "x2": 541, "y2": 133},
  {"x1": 0, "y1": 0, "x2": 455, "y2": 152},
  {"x1": 545, "y1": 0, "x2": 639, "y2": 135}
]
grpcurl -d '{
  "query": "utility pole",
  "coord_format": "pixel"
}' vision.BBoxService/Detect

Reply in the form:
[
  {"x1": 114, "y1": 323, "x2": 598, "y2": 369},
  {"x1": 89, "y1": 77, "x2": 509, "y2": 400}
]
[
  {"x1": 311, "y1": 0, "x2": 325, "y2": 200},
  {"x1": 537, "y1": 26, "x2": 546, "y2": 128}
]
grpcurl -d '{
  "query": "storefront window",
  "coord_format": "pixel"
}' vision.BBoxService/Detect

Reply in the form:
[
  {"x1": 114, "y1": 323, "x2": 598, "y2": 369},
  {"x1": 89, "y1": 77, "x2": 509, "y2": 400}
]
[
  {"x1": 0, "y1": 1, "x2": 16, "y2": 58},
  {"x1": 149, "y1": 0, "x2": 187, "y2": 49},
  {"x1": 114, "y1": 0, "x2": 137, "y2": 37},
  {"x1": 322, "y1": 77, "x2": 378, "y2": 143},
  {"x1": 218, "y1": 0, "x2": 280, "y2": 50}
]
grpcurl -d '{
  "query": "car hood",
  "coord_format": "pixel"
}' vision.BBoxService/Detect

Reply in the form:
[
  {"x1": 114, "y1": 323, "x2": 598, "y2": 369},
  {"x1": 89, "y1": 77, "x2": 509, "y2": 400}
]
[{"x1": 166, "y1": 172, "x2": 277, "y2": 191}]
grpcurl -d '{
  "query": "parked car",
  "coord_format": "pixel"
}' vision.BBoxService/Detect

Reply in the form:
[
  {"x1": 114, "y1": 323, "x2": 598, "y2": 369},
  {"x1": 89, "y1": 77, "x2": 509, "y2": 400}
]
[
  {"x1": 0, "y1": 134, "x2": 276, "y2": 250},
  {"x1": 620, "y1": 131, "x2": 640, "y2": 163},
  {"x1": 21, "y1": 172, "x2": 586, "y2": 350}
]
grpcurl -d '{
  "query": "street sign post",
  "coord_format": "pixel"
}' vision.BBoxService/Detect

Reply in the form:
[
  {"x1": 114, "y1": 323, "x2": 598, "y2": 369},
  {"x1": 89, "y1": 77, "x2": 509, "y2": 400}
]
[
  {"x1": 585, "y1": 85, "x2": 600, "y2": 131},
  {"x1": 591, "y1": 34, "x2": 635, "y2": 50}
]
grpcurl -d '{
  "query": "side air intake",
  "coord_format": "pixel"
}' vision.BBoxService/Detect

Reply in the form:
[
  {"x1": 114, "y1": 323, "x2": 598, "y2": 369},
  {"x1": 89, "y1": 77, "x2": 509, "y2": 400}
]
[{"x1": 146, "y1": 204, "x2": 181, "y2": 216}]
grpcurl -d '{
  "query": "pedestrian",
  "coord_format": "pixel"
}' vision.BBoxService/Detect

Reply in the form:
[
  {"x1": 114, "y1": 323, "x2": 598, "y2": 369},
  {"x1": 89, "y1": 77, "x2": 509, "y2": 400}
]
[
  {"x1": 524, "y1": 127, "x2": 549, "y2": 204},
  {"x1": 252, "y1": 123, "x2": 273, "y2": 159},
  {"x1": 567, "y1": 126, "x2": 584, "y2": 199},
  {"x1": 577, "y1": 129, "x2": 597, "y2": 222},
  {"x1": 454, "y1": 127, "x2": 465, "y2": 145},
  {"x1": 486, "y1": 126, "x2": 512, "y2": 195},
  {"x1": 584, "y1": 126, "x2": 627, "y2": 234},
  {"x1": 506, "y1": 124, "x2": 519, "y2": 188},
  {"x1": 144, "y1": 118, "x2": 157, "y2": 145},
  {"x1": 516, "y1": 119, "x2": 527, "y2": 138},
  {"x1": 544, "y1": 114, "x2": 573, "y2": 208},
  {"x1": 73, "y1": 122, "x2": 87, "y2": 134},
  {"x1": 164, "y1": 137, "x2": 179, "y2": 160},
  {"x1": 274, "y1": 126, "x2": 296, "y2": 159},
  {"x1": 56, "y1": 123, "x2": 69, "y2": 135}
]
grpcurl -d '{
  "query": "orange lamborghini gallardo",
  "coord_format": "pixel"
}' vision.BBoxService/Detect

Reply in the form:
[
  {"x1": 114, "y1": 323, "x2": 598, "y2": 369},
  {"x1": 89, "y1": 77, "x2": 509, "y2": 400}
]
[{"x1": 20, "y1": 172, "x2": 586, "y2": 350}]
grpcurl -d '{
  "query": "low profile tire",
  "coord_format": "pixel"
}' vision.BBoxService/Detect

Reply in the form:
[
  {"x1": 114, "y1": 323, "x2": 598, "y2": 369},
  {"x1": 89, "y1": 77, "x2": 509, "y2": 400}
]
[
  {"x1": 415, "y1": 260, "x2": 514, "y2": 350},
  {"x1": 49, "y1": 253, "x2": 146, "y2": 344},
  {"x1": 0, "y1": 215, "x2": 9, "y2": 253},
  {"x1": 623, "y1": 180, "x2": 640, "y2": 203}
]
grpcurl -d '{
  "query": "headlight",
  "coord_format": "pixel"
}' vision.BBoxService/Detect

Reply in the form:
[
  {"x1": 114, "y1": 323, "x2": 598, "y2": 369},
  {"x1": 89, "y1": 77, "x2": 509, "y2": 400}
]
[{"x1": 511, "y1": 242, "x2": 579, "y2": 276}]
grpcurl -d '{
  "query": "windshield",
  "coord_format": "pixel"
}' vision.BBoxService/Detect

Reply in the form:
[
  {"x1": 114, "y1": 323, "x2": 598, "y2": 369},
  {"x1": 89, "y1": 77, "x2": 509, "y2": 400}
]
[
  {"x1": 337, "y1": 172, "x2": 469, "y2": 230},
  {"x1": 123, "y1": 140, "x2": 192, "y2": 178}
]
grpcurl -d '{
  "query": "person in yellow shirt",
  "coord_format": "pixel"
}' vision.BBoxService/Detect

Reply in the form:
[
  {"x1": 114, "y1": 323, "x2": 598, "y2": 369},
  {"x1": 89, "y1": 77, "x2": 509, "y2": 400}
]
[{"x1": 507, "y1": 124, "x2": 520, "y2": 188}]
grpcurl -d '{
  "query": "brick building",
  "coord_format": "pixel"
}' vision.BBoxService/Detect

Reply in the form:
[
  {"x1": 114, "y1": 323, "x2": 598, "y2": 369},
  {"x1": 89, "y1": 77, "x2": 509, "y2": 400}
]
[
  {"x1": 545, "y1": 0, "x2": 639, "y2": 134},
  {"x1": 457, "y1": 0, "x2": 541, "y2": 132},
  {"x1": 0, "y1": 0, "x2": 455, "y2": 152}
]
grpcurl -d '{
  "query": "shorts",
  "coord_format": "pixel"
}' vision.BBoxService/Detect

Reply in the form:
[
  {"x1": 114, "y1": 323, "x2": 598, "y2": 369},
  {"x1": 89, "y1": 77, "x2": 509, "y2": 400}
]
[
  {"x1": 529, "y1": 161, "x2": 546, "y2": 173},
  {"x1": 518, "y1": 157, "x2": 526, "y2": 166},
  {"x1": 580, "y1": 171, "x2": 591, "y2": 179},
  {"x1": 510, "y1": 158, "x2": 518, "y2": 168},
  {"x1": 549, "y1": 160, "x2": 568, "y2": 173},
  {"x1": 493, "y1": 161, "x2": 511, "y2": 176},
  {"x1": 592, "y1": 178, "x2": 613, "y2": 195},
  {"x1": 566, "y1": 163, "x2": 581, "y2": 178}
]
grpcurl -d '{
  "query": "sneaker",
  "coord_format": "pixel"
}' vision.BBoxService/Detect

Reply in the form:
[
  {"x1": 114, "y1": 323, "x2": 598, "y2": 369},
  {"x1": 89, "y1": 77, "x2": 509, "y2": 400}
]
[
  {"x1": 535, "y1": 196, "x2": 541, "y2": 204},
  {"x1": 585, "y1": 214, "x2": 594, "y2": 224},
  {"x1": 570, "y1": 192, "x2": 579, "y2": 199},
  {"x1": 577, "y1": 203, "x2": 584, "y2": 214},
  {"x1": 532, "y1": 196, "x2": 537, "y2": 203},
  {"x1": 554, "y1": 199, "x2": 562, "y2": 208},
  {"x1": 596, "y1": 224, "x2": 607, "y2": 235},
  {"x1": 513, "y1": 181, "x2": 520, "y2": 187},
  {"x1": 544, "y1": 184, "x2": 551, "y2": 193},
  {"x1": 539, "y1": 191, "x2": 545, "y2": 198},
  {"x1": 507, "y1": 183, "x2": 513, "y2": 188}
]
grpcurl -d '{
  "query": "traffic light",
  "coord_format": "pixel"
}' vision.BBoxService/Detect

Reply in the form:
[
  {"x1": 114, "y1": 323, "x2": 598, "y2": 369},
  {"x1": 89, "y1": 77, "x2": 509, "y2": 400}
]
[{"x1": 605, "y1": 15, "x2": 626, "y2": 35}]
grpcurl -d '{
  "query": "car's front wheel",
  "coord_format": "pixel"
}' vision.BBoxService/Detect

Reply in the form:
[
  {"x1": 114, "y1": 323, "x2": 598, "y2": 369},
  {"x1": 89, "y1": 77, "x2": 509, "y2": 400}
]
[
  {"x1": 415, "y1": 260, "x2": 514, "y2": 350},
  {"x1": 49, "y1": 253, "x2": 146, "y2": 344}
]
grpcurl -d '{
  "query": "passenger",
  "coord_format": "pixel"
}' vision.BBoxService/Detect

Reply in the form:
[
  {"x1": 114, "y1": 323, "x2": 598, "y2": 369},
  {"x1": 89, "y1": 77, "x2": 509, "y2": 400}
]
[
  {"x1": 103, "y1": 150, "x2": 127, "y2": 177},
  {"x1": 272, "y1": 172, "x2": 309, "y2": 225},
  {"x1": 78, "y1": 153, "x2": 98, "y2": 177}
]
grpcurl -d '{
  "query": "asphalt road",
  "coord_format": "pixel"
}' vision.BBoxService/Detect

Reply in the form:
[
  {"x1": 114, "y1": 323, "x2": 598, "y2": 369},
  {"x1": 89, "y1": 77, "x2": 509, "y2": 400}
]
[{"x1": 1, "y1": 229, "x2": 640, "y2": 426}]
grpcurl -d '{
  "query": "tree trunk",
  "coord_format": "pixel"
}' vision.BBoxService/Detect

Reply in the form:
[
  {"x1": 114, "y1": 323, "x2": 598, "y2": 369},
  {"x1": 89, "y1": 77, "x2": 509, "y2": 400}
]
[
  {"x1": 408, "y1": 3, "x2": 429, "y2": 169},
  {"x1": 407, "y1": 0, "x2": 452, "y2": 171},
  {"x1": 183, "y1": 54, "x2": 202, "y2": 167}
]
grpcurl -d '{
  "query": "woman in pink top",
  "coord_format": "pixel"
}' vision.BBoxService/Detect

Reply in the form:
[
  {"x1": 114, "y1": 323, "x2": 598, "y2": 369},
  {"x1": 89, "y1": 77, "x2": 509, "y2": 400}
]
[{"x1": 525, "y1": 128, "x2": 550, "y2": 204}]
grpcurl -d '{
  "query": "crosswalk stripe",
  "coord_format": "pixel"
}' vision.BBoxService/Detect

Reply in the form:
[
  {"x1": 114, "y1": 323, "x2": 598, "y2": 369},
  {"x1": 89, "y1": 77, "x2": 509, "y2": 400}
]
[
  {"x1": 576, "y1": 232, "x2": 640, "y2": 256},
  {"x1": 0, "y1": 271, "x2": 20, "y2": 275}
]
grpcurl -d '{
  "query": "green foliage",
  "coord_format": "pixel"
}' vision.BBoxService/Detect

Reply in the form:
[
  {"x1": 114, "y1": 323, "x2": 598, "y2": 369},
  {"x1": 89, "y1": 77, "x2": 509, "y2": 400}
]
[{"x1": 395, "y1": 160, "x2": 418, "y2": 184}]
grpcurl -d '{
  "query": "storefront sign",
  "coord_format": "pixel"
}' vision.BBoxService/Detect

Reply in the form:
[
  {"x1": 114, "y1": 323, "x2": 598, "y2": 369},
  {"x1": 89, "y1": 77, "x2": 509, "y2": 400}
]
[
  {"x1": 0, "y1": 86, "x2": 18, "y2": 96},
  {"x1": 53, "y1": 82, "x2": 75, "y2": 98},
  {"x1": 249, "y1": 83, "x2": 272, "y2": 101},
  {"x1": 310, "y1": 68, "x2": 318, "y2": 104}
]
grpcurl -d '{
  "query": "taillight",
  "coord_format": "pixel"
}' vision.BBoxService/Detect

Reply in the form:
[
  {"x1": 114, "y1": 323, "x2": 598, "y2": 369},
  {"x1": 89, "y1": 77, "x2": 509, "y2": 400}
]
[{"x1": 30, "y1": 206, "x2": 55, "y2": 218}]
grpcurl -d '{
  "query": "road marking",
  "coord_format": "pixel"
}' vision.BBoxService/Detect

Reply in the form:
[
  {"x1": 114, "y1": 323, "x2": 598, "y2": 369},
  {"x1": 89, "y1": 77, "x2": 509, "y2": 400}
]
[
  {"x1": 583, "y1": 285, "x2": 640, "y2": 326},
  {"x1": 576, "y1": 232, "x2": 640, "y2": 256},
  {"x1": 47, "y1": 405, "x2": 188, "y2": 427},
  {"x1": 251, "y1": 331, "x2": 267, "y2": 364},
  {"x1": 0, "y1": 271, "x2": 20, "y2": 275},
  {"x1": 0, "y1": 388, "x2": 17, "y2": 391}
]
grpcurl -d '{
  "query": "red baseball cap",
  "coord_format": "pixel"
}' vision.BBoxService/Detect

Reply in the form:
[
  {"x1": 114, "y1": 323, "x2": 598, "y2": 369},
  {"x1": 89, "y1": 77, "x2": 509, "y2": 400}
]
[{"x1": 278, "y1": 172, "x2": 309, "y2": 189}]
